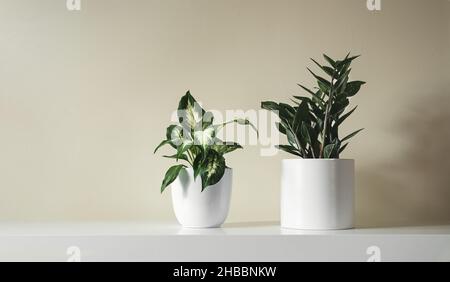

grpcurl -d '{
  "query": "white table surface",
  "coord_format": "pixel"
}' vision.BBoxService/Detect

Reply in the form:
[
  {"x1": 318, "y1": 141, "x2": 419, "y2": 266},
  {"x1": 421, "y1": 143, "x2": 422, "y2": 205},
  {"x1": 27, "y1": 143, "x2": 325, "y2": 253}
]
[{"x1": 1, "y1": 221, "x2": 449, "y2": 262}]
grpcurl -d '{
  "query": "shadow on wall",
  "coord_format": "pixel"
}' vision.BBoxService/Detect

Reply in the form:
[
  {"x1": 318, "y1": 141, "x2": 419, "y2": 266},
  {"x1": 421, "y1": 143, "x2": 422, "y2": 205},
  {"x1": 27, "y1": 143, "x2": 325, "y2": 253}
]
[{"x1": 356, "y1": 93, "x2": 450, "y2": 228}]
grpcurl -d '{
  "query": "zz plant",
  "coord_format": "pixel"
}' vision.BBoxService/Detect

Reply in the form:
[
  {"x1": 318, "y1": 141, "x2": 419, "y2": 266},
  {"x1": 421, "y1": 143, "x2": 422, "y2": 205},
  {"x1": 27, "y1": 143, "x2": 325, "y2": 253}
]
[
  {"x1": 261, "y1": 53, "x2": 365, "y2": 158},
  {"x1": 155, "y1": 91, "x2": 257, "y2": 192}
]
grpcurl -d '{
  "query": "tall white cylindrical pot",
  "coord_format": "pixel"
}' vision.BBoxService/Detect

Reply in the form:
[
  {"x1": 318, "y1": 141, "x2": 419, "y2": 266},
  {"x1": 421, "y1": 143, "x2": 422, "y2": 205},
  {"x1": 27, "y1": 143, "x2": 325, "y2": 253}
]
[
  {"x1": 281, "y1": 159, "x2": 354, "y2": 230},
  {"x1": 171, "y1": 168, "x2": 232, "y2": 228}
]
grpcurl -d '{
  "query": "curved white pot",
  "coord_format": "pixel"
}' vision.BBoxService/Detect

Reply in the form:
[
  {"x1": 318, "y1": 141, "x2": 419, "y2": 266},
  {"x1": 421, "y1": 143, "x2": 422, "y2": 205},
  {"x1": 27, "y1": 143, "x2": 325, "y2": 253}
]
[
  {"x1": 281, "y1": 159, "x2": 354, "y2": 230},
  {"x1": 171, "y1": 168, "x2": 232, "y2": 228}
]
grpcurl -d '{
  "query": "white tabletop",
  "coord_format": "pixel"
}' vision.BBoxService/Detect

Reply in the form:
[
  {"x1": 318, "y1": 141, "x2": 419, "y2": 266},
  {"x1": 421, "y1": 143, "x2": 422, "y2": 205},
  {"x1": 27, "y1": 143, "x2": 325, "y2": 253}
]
[{"x1": 1, "y1": 221, "x2": 449, "y2": 261}]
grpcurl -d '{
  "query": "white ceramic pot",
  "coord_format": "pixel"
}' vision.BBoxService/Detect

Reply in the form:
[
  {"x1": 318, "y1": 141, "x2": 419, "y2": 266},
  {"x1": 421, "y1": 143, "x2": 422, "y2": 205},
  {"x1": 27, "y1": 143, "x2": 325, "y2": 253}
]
[
  {"x1": 171, "y1": 168, "x2": 232, "y2": 228},
  {"x1": 281, "y1": 159, "x2": 354, "y2": 230}
]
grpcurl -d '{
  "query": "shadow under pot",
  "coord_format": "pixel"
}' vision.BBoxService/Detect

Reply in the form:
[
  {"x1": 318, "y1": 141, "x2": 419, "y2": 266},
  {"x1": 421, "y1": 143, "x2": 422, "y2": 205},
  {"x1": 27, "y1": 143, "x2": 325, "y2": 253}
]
[
  {"x1": 171, "y1": 168, "x2": 232, "y2": 228},
  {"x1": 281, "y1": 159, "x2": 354, "y2": 230}
]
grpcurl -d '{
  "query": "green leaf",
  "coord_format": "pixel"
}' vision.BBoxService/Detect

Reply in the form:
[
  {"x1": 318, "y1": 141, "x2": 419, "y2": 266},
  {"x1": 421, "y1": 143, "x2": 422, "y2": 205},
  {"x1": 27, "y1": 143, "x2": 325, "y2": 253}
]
[
  {"x1": 338, "y1": 62, "x2": 351, "y2": 77},
  {"x1": 261, "y1": 101, "x2": 280, "y2": 113},
  {"x1": 311, "y1": 58, "x2": 334, "y2": 77},
  {"x1": 160, "y1": 164, "x2": 186, "y2": 193},
  {"x1": 323, "y1": 143, "x2": 336, "y2": 159},
  {"x1": 154, "y1": 140, "x2": 171, "y2": 154},
  {"x1": 341, "y1": 128, "x2": 364, "y2": 142},
  {"x1": 336, "y1": 106, "x2": 357, "y2": 126},
  {"x1": 212, "y1": 142, "x2": 242, "y2": 155},
  {"x1": 192, "y1": 152, "x2": 204, "y2": 180},
  {"x1": 166, "y1": 125, "x2": 185, "y2": 147},
  {"x1": 193, "y1": 150, "x2": 226, "y2": 191},
  {"x1": 338, "y1": 143, "x2": 349, "y2": 154},
  {"x1": 276, "y1": 145, "x2": 302, "y2": 157},
  {"x1": 165, "y1": 125, "x2": 179, "y2": 148},
  {"x1": 317, "y1": 80, "x2": 331, "y2": 94},
  {"x1": 345, "y1": 81, "x2": 365, "y2": 97},
  {"x1": 292, "y1": 95, "x2": 311, "y2": 104},
  {"x1": 189, "y1": 144, "x2": 204, "y2": 161},
  {"x1": 336, "y1": 72, "x2": 350, "y2": 93},
  {"x1": 278, "y1": 103, "x2": 296, "y2": 120},
  {"x1": 165, "y1": 125, "x2": 194, "y2": 160},
  {"x1": 284, "y1": 125, "x2": 301, "y2": 150},
  {"x1": 307, "y1": 68, "x2": 331, "y2": 91},
  {"x1": 178, "y1": 90, "x2": 205, "y2": 130},
  {"x1": 297, "y1": 83, "x2": 316, "y2": 96},
  {"x1": 294, "y1": 89, "x2": 326, "y2": 109},
  {"x1": 330, "y1": 98, "x2": 349, "y2": 117},
  {"x1": 263, "y1": 54, "x2": 364, "y2": 160},
  {"x1": 340, "y1": 54, "x2": 360, "y2": 67},
  {"x1": 293, "y1": 101, "x2": 309, "y2": 132},
  {"x1": 301, "y1": 122, "x2": 312, "y2": 146},
  {"x1": 296, "y1": 86, "x2": 325, "y2": 109},
  {"x1": 176, "y1": 140, "x2": 193, "y2": 161},
  {"x1": 163, "y1": 153, "x2": 189, "y2": 162},
  {"x1": 308, "y1": 98, "x2": 324, "y2": 120},
  {"x1": 323, "y1": 54, "x2": 337, "y2": 68},
  {"x1": 275, "y1": 122, "x2": 287, "y2": 134}
]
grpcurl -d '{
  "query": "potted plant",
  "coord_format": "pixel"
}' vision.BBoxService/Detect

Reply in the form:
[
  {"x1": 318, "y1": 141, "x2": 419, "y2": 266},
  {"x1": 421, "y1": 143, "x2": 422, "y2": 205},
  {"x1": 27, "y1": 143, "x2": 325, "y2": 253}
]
[
  {"x1": 261, "y1": 53, "x2": 365, "y2": 230},
  {"x1": 155, "y1": 91, "x2": 257, "y2": 228}
]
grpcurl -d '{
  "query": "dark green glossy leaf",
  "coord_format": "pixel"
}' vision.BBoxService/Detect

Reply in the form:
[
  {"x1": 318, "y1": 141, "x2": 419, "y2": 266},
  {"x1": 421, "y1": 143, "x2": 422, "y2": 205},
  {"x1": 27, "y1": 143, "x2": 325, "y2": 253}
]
[
  {"x1": 295, "y1": 91, "x2": 325, "y2": 109},
  {"x1": 278, "y1": 103, "x2": 296, "y2": 120},
  {"x1": 212, "y1": 142, "x2": 242, "y2": 155},
  {"x1": 165, "y1": 125, "x2": 179, "y2": 148},
  {"x1": 291, "y1": 95, "x2": 310, "y2": 104},
  {"x1": 311, "y1": 58, "x2": 334, "y2": 77},
  {"x1": 297, "y1": 83, "x2": 316, "y2": 96},
  {"x1": 263, "y1": 53, "x2": 363, "y2": 159},
  {"x1": 193, "y1": 150, "x2": 226, "y2": 191},
  {"x1": 341, "y1": 128, "x2": 364, "y2": 142},
  {"x1": 276, "y1": 145, "x2": 302, "y2": 157},
  {"x1": 293, "y1": 101, "x2": 309, "y2": 133},
  {"x1": 323, "y1": 143, "x2": 336, "y2": 159},
  {"x1": 336, "y1": 72, "x2": 350, "y2": 94},
  {"x1": 336, "y1": 106, "x2": 357, "y2": 126},
  {"x1": 163, "y1": 153, "x2": 189, "y2": 162},
  {"x1": 161, "y1": 164, "x2": 186, "y2": 193},
  {"x1": 261, "y1": 101, "x2": 280, "y2": 113},
  {"x1": 338, "y1": 143, "x2": 349, "y2": 154},
  {"x1": 301, "y1": 122, "x2": 312, "y2": 146},
  {"x1": 345, "y1": 81, "x2": 366, "y2": 97},
  {"x1": 318, "y1": 80, "x2": 331, "y2": 94},
  {"x1": 192, "y1": 152, "x2": 204, "y2": 180},
  {"x1": 154, "y1": 139, "x2": 171, "y2": 154},
  {"x1": 275, "y1": 122, "x2": 286, "y2": 134},
  {"x1": 330, "y1": 98, "x2": 349, "y2": 117},
  {"x1": 339, "y1": 54, "x2": 360, "y2": 67},
  {"x1": 166, "y1": 124, "x2": 187, "y2": 148},
  {"x1": 282, "y1": 123, "x2": 300, "y2": 150},
  {"x1": 176, "y1": 141, "x2": 193, "y2": 161},
  {"x1": 307, "y1": 68, "x2": 331, "y2": 91},
  {"x1": 323, "y1": 54, "x2": 337, "y2": 68}
]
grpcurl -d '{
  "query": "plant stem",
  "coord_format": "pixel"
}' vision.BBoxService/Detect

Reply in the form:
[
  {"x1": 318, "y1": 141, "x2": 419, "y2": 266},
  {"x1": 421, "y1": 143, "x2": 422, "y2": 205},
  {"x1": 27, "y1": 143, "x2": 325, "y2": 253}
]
[
  {"x1": 319, "y1": 74, "x2": 335, "y2": 158},
  {"x1": 311, "y1": 143, "x2": 316, "y2": 158}
]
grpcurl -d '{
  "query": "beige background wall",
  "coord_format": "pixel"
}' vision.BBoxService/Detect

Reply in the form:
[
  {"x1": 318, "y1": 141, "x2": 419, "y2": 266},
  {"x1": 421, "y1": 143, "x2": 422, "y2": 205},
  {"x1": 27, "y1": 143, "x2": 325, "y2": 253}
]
[{"x1": 0, "y1": 0, "x2": 449, "y2": 227}]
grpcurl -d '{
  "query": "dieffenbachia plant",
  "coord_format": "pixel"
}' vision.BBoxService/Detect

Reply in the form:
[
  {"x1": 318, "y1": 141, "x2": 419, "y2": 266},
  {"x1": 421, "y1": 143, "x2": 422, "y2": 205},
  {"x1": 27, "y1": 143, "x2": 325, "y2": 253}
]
[
  {"x1": 261, "y1": 53, "x2": 365, "y2": 158},
  {"x1": 155, "y1": 91, "x2": 257, "y2": 192}
]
